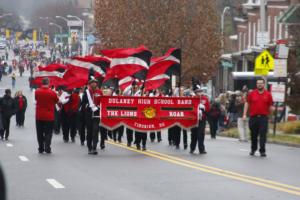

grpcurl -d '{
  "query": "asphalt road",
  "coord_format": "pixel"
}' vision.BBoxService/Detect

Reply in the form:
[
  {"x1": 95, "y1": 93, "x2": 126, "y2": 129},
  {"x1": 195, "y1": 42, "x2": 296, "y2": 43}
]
[{"x1": 0, "y1": 67, "x2": 300, "y2": 200}]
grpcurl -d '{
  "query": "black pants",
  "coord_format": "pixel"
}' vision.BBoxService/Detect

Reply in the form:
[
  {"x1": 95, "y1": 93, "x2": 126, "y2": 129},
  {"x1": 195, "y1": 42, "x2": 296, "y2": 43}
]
[
  {"x1": 99, "y1": 126, "x2": 108, "y2": 148},
  {"x1": 53, "y1": 110, "x2": 61, "y2": 134},
  {"x1": 1, "y1": 116, "x2": 11, "y2": 139},
  {"x1": 172, "y1": 126, "x2": 182, "y2": 147},
  {"x1": 126, "y1": 128, "x2": 133, "y2": 145},
  {"x1": 190, "y1": 120, "x2": 206, "y2": 152},
  {"x1": 113, "y1": 126, "x2": 124, "y2": 142},
  {"x1": 249, "y1": 116, "x2": 268, "y2": 153},
  {"x1": 182, "y1": 129, "x2": 188, "y2": 148},
  {"x1": 209, "y1": 118, "x2": 218, "y2": 138},
  {"x1": 85, "y1": 116, "x2": 100, "y2": 151},
  {"x1": 135, "y1": 131, "x2": 147, "y2": 148},
  {"x1": 61, "y1": 112, "x2": 77, "y2": 142},
  {"x1": 36, "y1": 120, "x2": 54, "y2": 152},
  {"x1": 78, "y1": 111, "x2": 86, "y2": 143},
  {"x1": 168, "y1": 128, "x2": 175, "y2": 145},
  {"x1": 150, "y1": 131, "x2": 161, "y2": 142},
  {"x1": 16, "y1": 110, "x2": 25, "y2": 126}
]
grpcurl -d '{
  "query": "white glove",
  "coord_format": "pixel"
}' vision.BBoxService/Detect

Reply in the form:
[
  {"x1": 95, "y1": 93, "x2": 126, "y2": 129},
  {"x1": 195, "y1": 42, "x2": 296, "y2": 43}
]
[
  {"x1": 199, "y1": 103, "x2": 205, "y2": 111},
  {"x1": 91, "y1": 105, "x2": 99, "y2": 112},
  {"x1": 198, "y1": 109, "x2": 203, "y2": 120}
]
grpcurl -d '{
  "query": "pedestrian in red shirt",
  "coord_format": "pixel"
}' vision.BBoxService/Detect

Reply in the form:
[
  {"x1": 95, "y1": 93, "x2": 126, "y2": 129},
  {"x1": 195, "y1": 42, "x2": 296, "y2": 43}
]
[
  {"x1": 35, "y1": 78, "x2": 59, "y2": 154},
  {"x1": 243, "y1": 78, "x2": 273, "y2": 157}
]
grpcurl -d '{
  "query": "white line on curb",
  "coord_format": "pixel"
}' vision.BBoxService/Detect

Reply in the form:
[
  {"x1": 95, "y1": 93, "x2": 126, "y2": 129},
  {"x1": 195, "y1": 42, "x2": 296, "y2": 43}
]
[
  {"x1": 6, "y1": 143, "x2": 13, "y2": 147},
  {"x1": 239, "y1": 149, "x2": 249, "y2": 152},
  {"x1": 46, "y1": 179, "x2": 65, "y2": 189},
  {"x1": 18, "y1": 156, "x2": 29, "y2": 162}
]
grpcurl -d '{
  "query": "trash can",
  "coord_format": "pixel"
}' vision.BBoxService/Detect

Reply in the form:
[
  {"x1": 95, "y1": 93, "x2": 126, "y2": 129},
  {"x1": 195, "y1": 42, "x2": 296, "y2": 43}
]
[{"x1": 238, "y1": 117, "x2": 248, "y2": 142}]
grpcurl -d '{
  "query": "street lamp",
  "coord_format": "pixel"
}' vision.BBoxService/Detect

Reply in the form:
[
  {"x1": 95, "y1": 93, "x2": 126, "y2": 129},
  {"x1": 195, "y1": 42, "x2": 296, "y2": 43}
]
[
  {"x1": 67, "y1": 14, "x2": 86, "y2": 56},
  {"x1": 39, "y1": 17, "x2": 50, "y2": 33},
  {"x1": 56, "y1": 15, "x2": 71, "y2": 56},
  {"x1": 49, "y1": 22, "x2": 63, "y2": 43},
  {"x1": 221, "y1": 6, "x2": 230, "y2": 52}
]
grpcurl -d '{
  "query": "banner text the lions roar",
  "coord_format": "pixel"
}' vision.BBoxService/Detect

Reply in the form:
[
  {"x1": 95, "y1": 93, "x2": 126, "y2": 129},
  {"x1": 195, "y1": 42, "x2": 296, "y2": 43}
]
[{"x1": 100, "y1": 96, "x2": 200, "y2": 131}]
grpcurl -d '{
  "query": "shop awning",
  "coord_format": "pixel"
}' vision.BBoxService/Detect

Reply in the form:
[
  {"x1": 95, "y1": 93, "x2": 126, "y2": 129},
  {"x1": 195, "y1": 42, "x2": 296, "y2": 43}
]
[
  {"x1": 278, "y1": 5, "x2": 300, "y2": 24},
  {"x1": 232, "y1": 71, "x2": 274, "y2": 80}
]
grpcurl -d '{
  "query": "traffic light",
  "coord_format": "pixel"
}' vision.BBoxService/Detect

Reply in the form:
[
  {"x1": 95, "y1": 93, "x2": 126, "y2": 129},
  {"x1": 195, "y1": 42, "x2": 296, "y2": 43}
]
[{"x1": 44, "y1": 34, "x2": 49, "y2": 45}]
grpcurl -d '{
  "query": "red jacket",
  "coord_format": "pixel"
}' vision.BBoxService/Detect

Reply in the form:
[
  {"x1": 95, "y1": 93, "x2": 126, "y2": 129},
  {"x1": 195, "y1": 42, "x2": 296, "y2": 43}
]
[
  {"x1": 63, "y1": 93, "x2": 80, "y2": 115},
  {"x1": 199, "y1": 95, "x2": 210, "y2": 121},
  {"x1": 35, "y1": 86, "x2": 59, "y2": 121}
]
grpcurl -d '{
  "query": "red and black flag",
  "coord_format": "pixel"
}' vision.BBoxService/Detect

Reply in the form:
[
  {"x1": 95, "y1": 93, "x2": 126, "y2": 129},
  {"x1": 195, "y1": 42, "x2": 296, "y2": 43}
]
[
  {"x1": 38, "y1": 63, "x2": 69, "y2": 73},
  {"x1": 63, "y1": 56, "x2": 109, "y2": 89},
  {"x1": 101, "y1": 45, "x2": 152, "y2": 80},
  {"x1": 31, "y1": 71, "x2": 66, "y2": 88},
  {"x1": 144, "y1": 48, "x2": 181, "y2": 91}
]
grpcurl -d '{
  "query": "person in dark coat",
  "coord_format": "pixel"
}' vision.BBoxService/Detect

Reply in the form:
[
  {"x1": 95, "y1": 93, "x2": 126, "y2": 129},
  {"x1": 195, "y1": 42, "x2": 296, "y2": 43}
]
[
  {"x1": 0, "y1": 89, "x2": 16, "y2": 140},
  {"x1": 0, "y1": 164, "x2": 6, "y2": 200},
  {"x1": 208, "y1": 101, "x2": 221, "y2": 139},
  {"x1": 35, "y1": 78, "x2": 59, "y2": 154},
  {"x1": 14, "y1": 91, "x2": 27, "y2": 127}
]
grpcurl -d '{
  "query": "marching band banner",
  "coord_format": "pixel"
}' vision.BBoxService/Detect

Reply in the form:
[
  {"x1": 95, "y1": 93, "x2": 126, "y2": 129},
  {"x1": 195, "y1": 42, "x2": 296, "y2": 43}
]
[{"x1": 100, "y1": 96, "x2": 200, "y2": 131}]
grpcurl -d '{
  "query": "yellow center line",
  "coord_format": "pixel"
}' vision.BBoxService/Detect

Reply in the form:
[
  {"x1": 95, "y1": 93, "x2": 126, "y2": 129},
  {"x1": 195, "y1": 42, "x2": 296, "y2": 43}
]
[{"x1": 107, "y1": 141, "x2": 300, "y2": 197}]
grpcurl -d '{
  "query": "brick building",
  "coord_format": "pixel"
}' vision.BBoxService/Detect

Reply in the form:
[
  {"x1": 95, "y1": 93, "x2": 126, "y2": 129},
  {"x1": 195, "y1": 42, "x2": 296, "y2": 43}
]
[{"x1": 218, "y1": 0, "x2": 300, "y2": 93}]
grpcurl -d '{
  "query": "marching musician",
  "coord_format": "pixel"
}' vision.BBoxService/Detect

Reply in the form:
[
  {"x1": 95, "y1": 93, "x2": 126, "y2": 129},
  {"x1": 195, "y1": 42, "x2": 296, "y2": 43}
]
[
  {"x1": 190, "y1": 85, "x2": 210, "y2": 154},
  {"x1": 81, "y1": 78, "x2": 103, "y2": 155}
]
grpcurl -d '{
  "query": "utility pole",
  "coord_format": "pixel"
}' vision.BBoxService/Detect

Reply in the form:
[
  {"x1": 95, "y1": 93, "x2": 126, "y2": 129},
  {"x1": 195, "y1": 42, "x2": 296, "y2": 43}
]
[{"x1": 260, "y1": 0, "x2": 266, "y2": 32}]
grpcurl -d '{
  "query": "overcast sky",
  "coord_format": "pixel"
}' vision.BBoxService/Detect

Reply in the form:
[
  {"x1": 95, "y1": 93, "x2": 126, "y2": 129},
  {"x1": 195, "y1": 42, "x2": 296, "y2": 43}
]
[{"x1": 0, "y1": 0, "x2": 58, "y2": 17}]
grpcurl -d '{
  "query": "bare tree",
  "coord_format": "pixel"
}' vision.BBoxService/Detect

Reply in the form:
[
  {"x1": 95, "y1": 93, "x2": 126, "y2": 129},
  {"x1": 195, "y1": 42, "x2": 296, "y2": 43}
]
[{"x1": 94, "y1": 0, "x2": 221, "y2": 84}]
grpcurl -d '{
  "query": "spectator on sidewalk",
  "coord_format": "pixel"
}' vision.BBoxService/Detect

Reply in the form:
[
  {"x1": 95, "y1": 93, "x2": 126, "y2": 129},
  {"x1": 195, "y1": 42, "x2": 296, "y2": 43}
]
[
  {"x1": 0, "y1": 89, "x2": 16, "y2": 140},
  {"x1": 14, "y1": 91, "x2": 27, "y2": 127},
  {"x1": 11, "y1": 73, "x2": 16, "y2": 89}
]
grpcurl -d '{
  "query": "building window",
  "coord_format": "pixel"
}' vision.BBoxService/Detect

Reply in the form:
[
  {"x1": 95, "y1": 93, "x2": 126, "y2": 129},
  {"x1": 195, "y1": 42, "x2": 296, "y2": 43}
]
[
  {"x1": 239, "y1": 32, "x2": 242, "y2": 51},
  {"x1": 248, "y1": 22, "x2": 251, "y2": 48},
  {"x1": 274, "y1": 16, "x2": 278, "y2": 42},
  {"x1": 268, "y1": 15, "x2": 271, "y2": 41},
  {"x1": 243, "y1": 32, "x2": 246, "y2": 51},
  {"x1": 253, "y1": 22, "x2": 256, "y2": 46}
]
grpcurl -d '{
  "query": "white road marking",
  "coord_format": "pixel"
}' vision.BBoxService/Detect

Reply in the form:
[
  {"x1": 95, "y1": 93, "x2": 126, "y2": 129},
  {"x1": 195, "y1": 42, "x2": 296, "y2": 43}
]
[
  {"x1": 46, "y1": 179, "x2": 65, "y2": 189},
  {"x1": 239, "y1": 149, "x2": 249, "y2": 152},
  {"x1": 6, "y1": 143, "x2": 13, "y2": 147},
  {"x1": 18, "y1": 156, "x2": 29, "y2": 162}
]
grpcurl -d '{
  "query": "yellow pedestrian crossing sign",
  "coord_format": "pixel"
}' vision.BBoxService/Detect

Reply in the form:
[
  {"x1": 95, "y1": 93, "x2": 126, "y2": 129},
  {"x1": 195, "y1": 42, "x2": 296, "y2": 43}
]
[{"x1": 255, "y1": 50, "x2": 274, "y2": 75}]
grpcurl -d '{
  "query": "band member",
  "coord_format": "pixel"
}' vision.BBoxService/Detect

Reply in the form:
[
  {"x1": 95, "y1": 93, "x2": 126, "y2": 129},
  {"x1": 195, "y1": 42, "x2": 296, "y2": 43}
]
[
  {"x1": 60, "y1": 89, "x2": 80, "y2": 143},
  {"x1": 243, "y1": 78, "x2": 273, "y2": 157},
  {"x1": 35, "y1": 78, "x2": 58, "y2": 154},
  {"x1": 81, "y1": 78, "x2": 103, "y2": 155},
  {"x1": 78, "y1": 87, "x2": 86, "y2": 145},
  {"x1": 190, "y1": 86, "x2": 210, "y2": 154},
  {"x1": 53, "y1": 88, "x2": 63, "y2": 134}
]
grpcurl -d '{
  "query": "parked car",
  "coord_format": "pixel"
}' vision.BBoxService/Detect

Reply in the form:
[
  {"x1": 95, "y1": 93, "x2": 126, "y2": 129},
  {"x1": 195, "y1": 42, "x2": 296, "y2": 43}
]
[{"x1": 0, "y1": 42, "x2": 6, "y2": 50}]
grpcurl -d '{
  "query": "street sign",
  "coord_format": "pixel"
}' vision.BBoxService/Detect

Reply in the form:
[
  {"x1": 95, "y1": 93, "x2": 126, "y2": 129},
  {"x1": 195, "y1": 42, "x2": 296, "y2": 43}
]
[
  {"x1": 255, "y1": 50, "x2": 274, "y2": 75},
  {"x1": 67, "y1": 20, "x2": 83, "y2": 27},
  {"x1": 271, "y1": 83, "x2": 285, "y2": 102},
  {"x1": 275, "y1": 43, "x2": 289, "y2": 59},
  {"x1": 257, "y1": 31, "x2": 269, "y2": 46},
  {"x1": 274, "y1": 59, "x2": 287, "y2": 77}
]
